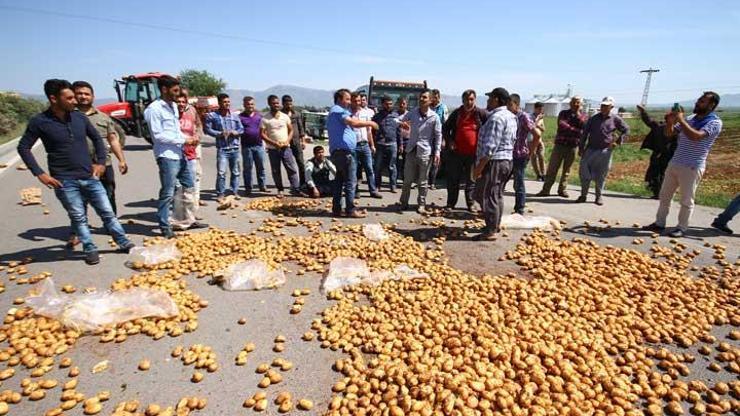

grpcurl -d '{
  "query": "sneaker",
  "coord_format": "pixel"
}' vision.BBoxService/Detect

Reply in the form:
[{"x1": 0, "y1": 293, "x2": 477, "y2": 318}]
[
  {"x1": 429, "y1": 184, "x2": 436, "y2": 190},
  {"x1": 395, "y1": 203, "x2": 409, "y2": 212},
  {"x1": 259, "y1": 187, "x2": 268, "y2": 193},
  {"x1": 85, "y1": 251, "x2": 100, "y2": 265},
  {"x1": 276, "y1": 190, "x2": 284, "y2": 198},
  {"x1": 119, "y1": 242, "x2": 136, "y2": 254},
  {"x1": 538, "y1": 176, "x2": 546, "y2": 182},
  {"x1": 188, "y1": 222, "x2": 209, "y2": 230},
  {"x1": 389, "y1": 188, "x2": 397, "y2": 194},
  {"x1": 594, "y1": 196, "x2": 604, "y2": 206},
  {"x1": 557, "y1": 190, "x2": 570, "y2": 198},
  {"x1": 416, "y1": 205, "x2": 427, "y2": 214},
  {"x1": 369, "y1": 192, "x2": 383, "y2": 199},
  {"x1": 711, "y1": 220, "x2": 733, "y2": 235},
  {"x1": 668, "y1": 228, "x2": 685, "y2": 238},
  {"x1": 161, "y1": 228, "x2": 176, "y2": 239},
  {"x1": 472, "y1": 232, "x2": 497, "y2": 241},
  {"x1": 535, "y1": 191, "x2": 550, "y2": 197},
  {"x1": 641, "y1": 223, "x2": 665, "y2": 232},
  {"x1": 575, "y1": 195, "x2": 587, "y2": 203}
]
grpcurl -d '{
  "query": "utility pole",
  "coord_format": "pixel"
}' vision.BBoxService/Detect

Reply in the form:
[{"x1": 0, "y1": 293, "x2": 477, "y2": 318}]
[{"x1": 639, "y1": 68, "x2": 660, "y2": 106}]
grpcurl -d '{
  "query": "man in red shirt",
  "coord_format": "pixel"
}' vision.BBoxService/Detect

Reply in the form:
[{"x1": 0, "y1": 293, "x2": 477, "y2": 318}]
[{"x1": 442, "y1": 89, "x2": 488, "y2": 210}]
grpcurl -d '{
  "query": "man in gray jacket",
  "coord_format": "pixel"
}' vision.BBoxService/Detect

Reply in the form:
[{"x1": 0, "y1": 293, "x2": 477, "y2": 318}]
[{"x1": 396, "y1": 90, "x2": 442, "y2": 214}]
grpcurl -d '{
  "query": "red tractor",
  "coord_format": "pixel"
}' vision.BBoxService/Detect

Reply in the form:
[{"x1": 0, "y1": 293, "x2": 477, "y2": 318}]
[{"x1": 98, "y1": 72, "x2": 170, "y2": 143}]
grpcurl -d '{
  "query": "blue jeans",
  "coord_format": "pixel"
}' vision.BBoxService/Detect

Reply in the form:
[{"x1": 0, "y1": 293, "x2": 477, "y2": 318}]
[
  {"x1": 55, "y1": 178, "x2": 130, "y2": 253},
  {"x1": 267, "y1": 147, "x2": 300, "y2": 192},
  {"x1": 374, "y1": 143, "x2": 397, "y2": 190},
  {"x1": 354, "y1": 141, "x2": 377, "y2": 193},
  {"x1": 241, "y1": 145, "x2": 267, "y2": 191},
  {"x1": 216, "y1": 147, "x2": 241, "y2": 196},
  {"x1": 331, "y1": 150, "x2": 357, "y2": 215},
  {"x1": 157, "y1": 157, "x2": 194, "y2": 231},
  {"x1": 715, "y1": 194, "x2": 739, "y2": 226},
  {"x1": 512, "y1": 158, "x2": 528, "y2": 214}
]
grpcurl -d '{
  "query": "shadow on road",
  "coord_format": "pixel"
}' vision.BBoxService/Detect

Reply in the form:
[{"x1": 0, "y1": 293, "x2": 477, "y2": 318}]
[
  {"x1": 124, "y1": 199, "x2": 158, "y2": 209},
  {"x1": 565, "y1": 225, "x2": 724, "y2": 240},
  {"x1": 123, "y1": 144, "x2": 152, "y2": 152}
]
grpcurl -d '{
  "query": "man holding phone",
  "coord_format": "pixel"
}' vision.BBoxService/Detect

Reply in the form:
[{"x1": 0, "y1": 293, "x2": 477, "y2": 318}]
[
  {"x1": 17, "y1": 79, "x2": 134, "y2": 264},
  {"x1": 643, "y1": 92, "x2": 723, "y2": 237}
]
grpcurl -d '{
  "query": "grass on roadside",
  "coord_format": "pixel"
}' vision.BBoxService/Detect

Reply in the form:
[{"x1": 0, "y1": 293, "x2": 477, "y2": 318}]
[{"x1": 0, "y1": 123, "x2": 25, "y2": 146}]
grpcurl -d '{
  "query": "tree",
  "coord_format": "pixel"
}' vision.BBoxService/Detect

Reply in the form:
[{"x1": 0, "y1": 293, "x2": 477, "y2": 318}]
[{"x1": 179, "y1": 69, "x2": 226, "y2": 97}]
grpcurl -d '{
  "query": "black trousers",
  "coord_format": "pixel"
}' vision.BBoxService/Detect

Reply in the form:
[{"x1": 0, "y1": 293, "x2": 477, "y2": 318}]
[
  {"x1": 100, "y1": 165, "x2": 117, "y2": 215},
  {"x1": 290, "y1": 139, "x2": 306, "y2": 187},
  {"x1": 446, "y1": 152, "x2": 475, "y2": 208}
]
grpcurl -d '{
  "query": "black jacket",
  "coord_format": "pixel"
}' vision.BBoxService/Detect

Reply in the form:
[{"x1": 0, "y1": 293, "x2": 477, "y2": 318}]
[{"x1": 442, "y1": 106, "x2": 489, "y2": 149}]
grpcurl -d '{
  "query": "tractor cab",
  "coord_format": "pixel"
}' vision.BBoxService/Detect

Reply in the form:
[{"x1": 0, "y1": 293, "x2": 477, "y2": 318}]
[{"x1": 98, "y1": 72, "x2": 169, "y2": 143}]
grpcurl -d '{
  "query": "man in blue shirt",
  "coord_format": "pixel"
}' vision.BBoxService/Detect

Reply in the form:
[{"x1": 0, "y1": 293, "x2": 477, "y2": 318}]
[
  {"x1": 17, "y1": 79, "x2": 134, "y2": 265},
  {"x1": 204, "y1": 93, "x2": 244, "y2": 199},
  {"x1": 326, "y1": 89, "x2": 378, "y2": 217},
  {"x1": 372, "y1": 96, "x2": 402, "y2": 193},
  {"x1": 144, "y1": 75, "x2": 207, "y2": 238},
  {"x1": 429, "y1": 89, "x2": 448, "y2": 190}
]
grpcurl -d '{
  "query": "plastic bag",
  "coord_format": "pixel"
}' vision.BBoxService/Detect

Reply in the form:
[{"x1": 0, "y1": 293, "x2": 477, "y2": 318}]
[
  {"x1": 220, "y1": 259, "x2": 286, "y2": 291},
  {"x1": 26, "y1": 278, "x2": 179, "y2": 332},
  {"x1": 501, "y1": 214, "x2": 561, "y2": 230},
  {"x1": 322, "y1": 258, "x2": 427, "y2": 291},
  {"x1": 362, "y1": 223, "x2": 389, "y2": 241},
  {"x1": 170, "y1": 186, "x2": 197, "y2": 231},
  {"x1": 128, "y1": 242, "x2": 181, "y2": 266},
  {"x1": 321, "y1": 257, "x2": 371, "y2": 292}
]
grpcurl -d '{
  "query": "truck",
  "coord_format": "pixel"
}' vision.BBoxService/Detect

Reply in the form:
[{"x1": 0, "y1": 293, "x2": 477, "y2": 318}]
[{"x1": 354, "y1": 77, "x2": 428, "y2": 111}]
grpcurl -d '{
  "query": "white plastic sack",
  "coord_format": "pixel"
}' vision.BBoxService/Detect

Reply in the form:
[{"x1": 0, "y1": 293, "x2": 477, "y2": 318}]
[
  {"x1": 220, "y1": 259, "x2": 286, "y2": 291},
  {"x1": 362, "y1": 223, "x2": 389, "y2": 241},
  {"x1": 321, "y1": 257, "x2": 371, "y2": 292},
  {"x1": 26, "y1": 278, "x2": 179, "y2": 332},
  {"x1": 170, "y1": 186, "x2": 197, "y2": 231},
  {"x1": 501, "y1": 214, "x2": 561, "y2": 230},
  {"x1": 128, "y1": 242, "x2": 181, "y2": 266},
  {"x1": 322, "y1": 258, "x2": 427, "y2": 291}
]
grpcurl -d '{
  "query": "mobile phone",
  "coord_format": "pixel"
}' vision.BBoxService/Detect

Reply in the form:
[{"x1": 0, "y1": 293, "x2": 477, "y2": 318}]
[{"x1": 672, "y1": 103, "x2": 681, "y2": 112}]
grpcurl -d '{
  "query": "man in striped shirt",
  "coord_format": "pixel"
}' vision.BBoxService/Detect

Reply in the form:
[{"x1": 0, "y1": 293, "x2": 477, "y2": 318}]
[
  {"x1": 643, "y1": 92, "x2": 723, "y2": 238},
  {"x1": 472, "y1": 87, "x2": 517, "y2": 240}
]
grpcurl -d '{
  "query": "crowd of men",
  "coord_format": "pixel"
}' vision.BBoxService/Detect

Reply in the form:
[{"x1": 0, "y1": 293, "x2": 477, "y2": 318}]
[{"x1": 16, "y1": 76, "x2": 736, "y2": 264}]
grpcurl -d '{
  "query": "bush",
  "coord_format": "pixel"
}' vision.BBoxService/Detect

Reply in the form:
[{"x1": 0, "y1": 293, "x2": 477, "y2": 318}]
[{"x1": 0, "y1": 93, "x2": 45, "y2": 134}]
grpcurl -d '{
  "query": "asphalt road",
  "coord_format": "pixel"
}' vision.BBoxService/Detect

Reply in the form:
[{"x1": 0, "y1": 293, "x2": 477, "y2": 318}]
[{"x1": 0, "y1": 135, "x2": 736, "y2": 415}]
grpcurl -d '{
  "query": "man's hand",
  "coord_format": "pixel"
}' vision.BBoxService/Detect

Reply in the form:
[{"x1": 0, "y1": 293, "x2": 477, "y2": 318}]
[
  {"x1": 472, "y1": 162, "x2": 485, "y2": 180},
  {"x1": 118, "y1": 161, "x2": 129, "y2": 175},
  {"x1": 433, "y1": 154, "x2": 440, "y2": 167},
  {"x1": 636, "y1": 104, "x2": 646, "y2": 113},
  {"x1": 310, "y1": 186, "x2": 320, "y2": 198},
  {"x1": 449, "y1": 142, "x2": 456, "y2": 152},
  {"x1": 369, "y1": 121, "x2": 379, "y2": 130},
  {"x1": 37, "y1": 173, "x2": 62, "y2": 189},
  {"x1": 665, "y1": 111, "x2": 678, "y2": 125},
  {"x1": 92, "y1": 164, "x2": 106, "y2": 178},
  {"x1": 609, "y1": 142, "x2": 618, "y2": 149},
  {"x1": 370, "y1": 145, "x2": 376, "y2": 154}
]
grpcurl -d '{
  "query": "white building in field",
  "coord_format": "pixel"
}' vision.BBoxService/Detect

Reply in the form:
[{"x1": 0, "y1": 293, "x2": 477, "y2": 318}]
[{"x1": 524, "y1": 85, "x2": 591, "y2": 116}]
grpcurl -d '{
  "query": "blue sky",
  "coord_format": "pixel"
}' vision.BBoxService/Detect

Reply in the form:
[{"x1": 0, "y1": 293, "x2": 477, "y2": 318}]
[{"x1": 1, "y1": 0, "x2": 739, "y2": 105}]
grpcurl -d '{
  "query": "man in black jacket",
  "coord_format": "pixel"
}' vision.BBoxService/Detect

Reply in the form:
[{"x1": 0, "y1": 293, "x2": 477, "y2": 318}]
[
  {"x1": 442, "y1": 89, "x2": 489, "y2": 210},
  {"x1": 637, "y1": 105, "x2": 675, "y2": 198}
]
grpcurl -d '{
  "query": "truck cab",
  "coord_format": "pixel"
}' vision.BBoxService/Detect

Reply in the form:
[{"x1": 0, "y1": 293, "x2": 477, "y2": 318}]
[{"x1": 355, "y1": 77, "x2": 428, "y2": 111}]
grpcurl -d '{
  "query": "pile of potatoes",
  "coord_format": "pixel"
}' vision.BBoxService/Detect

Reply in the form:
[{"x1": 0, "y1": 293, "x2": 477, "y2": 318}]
[{"x1": 0, "y1": 217, "x2": 738, "y2": 415}]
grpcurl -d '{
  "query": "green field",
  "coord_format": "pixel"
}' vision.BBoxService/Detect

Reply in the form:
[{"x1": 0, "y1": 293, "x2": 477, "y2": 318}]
[{"x1": 532, "y1": 110, "x2": 740, "y2": 208}]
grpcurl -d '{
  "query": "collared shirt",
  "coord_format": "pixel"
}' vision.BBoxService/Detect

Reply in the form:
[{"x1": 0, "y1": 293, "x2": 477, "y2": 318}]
[
  {"x1": 513, "y1": 110, "x2": 535, "y2": 160},
  {"x1": 239, "y1": 111, "x2": 263, "y2": 147},
  {"x1": 305, "y1": 156, "x2": 336, "y2": 188},
  {"x1": 260, "y1": 111, "x2": 291, "y2": 150},
  {"x1": 282, "y1": 110, "x2": 305, "y2": 144},
  {"x1": 352, "y1": 107, "x2": 373, "y2": 143},
  {"x1": 554, "y1": 109, "x2": 587, "y2": 147},
  {"x1": 670, "y1": 113, "x2": 722, "y2": 170},
  {"x1": 372, "y1": 109, "x2": 401, "y2": 146},
  {"x1": 144, "y1": 99, "x2": 184, "y2": 160},
  {"x1": 204, "y1": 110, "x2": 243, "y2": 149},
  {"x1": 17, "y1": 109, "x2": 105, "y2": 180},
  {"x1": 399, "y1": 107, "x2": 442, "y2": 158},
  {"x1": 476, "y1": 106, "x2": 518, "y2": 162},
  {"x1": 580, "y1": 112, "x2": 630, "y2": 151},
  {"x1": 83, "y1": 107, "x2": 115, "y2": 166},
  {"x1": 432, "y1": 103, "x2": 449, "y2": 125},
  {"x1": 327, "y1": 104, "x2": 356, "y2": 152},
  {"x1": 396, "y1": 110, "x2": 410, "y2": 144}
]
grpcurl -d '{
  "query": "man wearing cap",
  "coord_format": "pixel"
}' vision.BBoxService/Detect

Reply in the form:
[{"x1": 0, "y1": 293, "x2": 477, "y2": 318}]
[
  {"x1": 576, "y1": 97, "x2": 629, "y2": 205},
  {"x1": 536, "y1": 96, "x2": 587, "y2": 198},
  {"x1": 472, "y1": 88, "x2": 517, "y2": 240}
]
